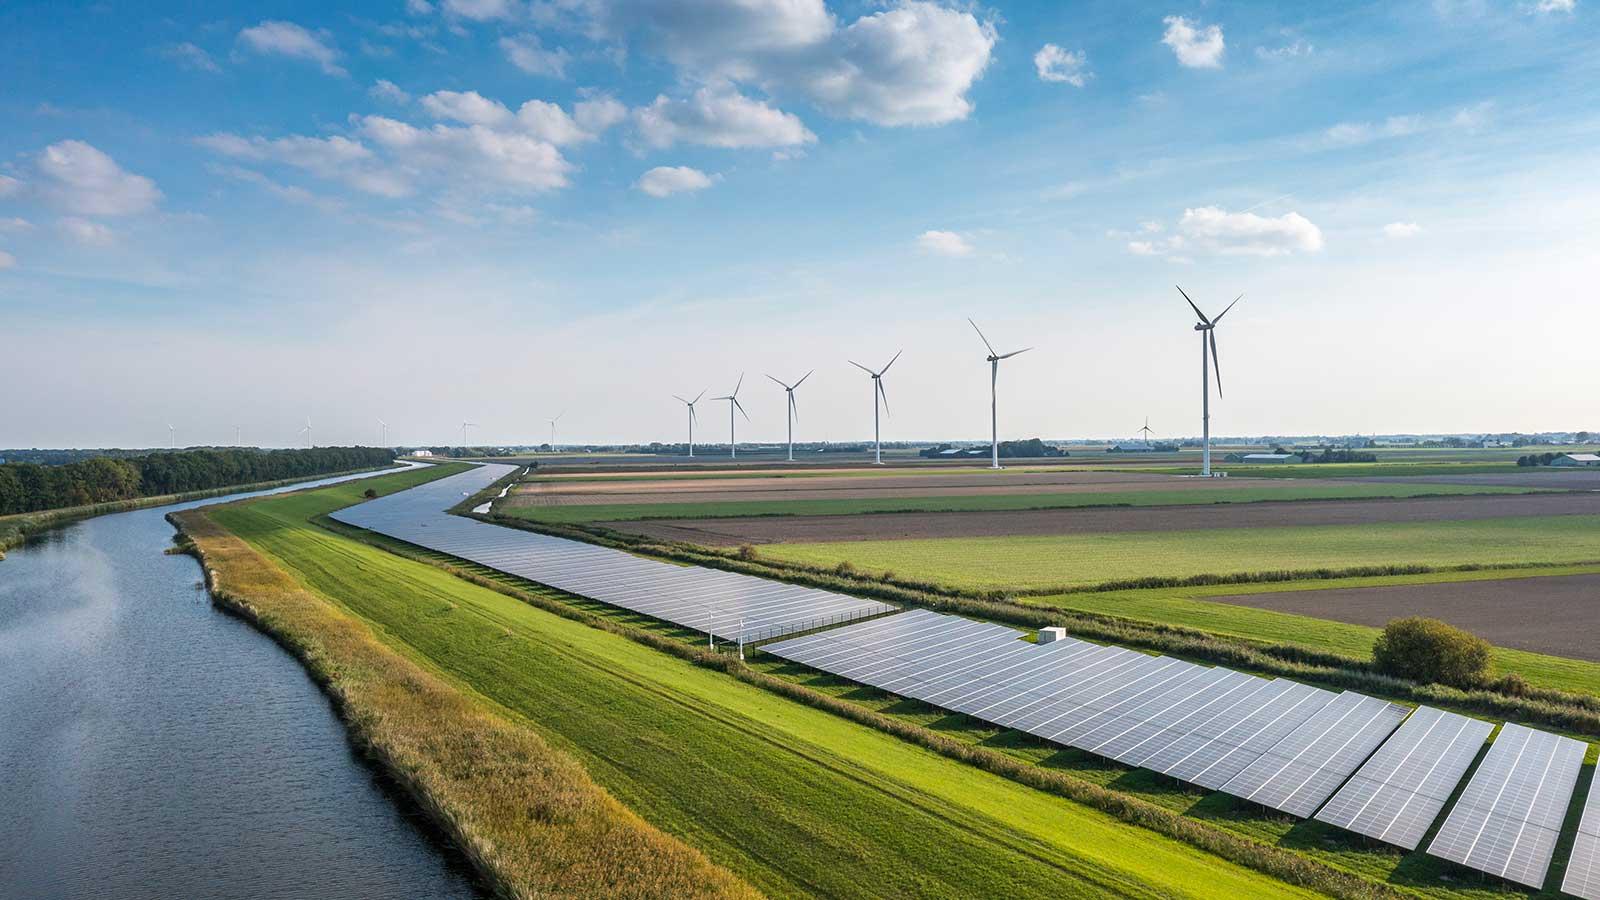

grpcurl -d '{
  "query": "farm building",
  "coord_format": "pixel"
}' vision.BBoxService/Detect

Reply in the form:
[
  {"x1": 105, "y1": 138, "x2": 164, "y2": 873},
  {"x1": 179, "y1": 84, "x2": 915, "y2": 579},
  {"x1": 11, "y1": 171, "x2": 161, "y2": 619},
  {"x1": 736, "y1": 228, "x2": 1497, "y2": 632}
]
[
  {"x1": 1549, "y1": 453, "x2": 1600, "y2": 467},
  {"x1": 1225, "y1": 452, "x2": 1300, "y2": 463}
]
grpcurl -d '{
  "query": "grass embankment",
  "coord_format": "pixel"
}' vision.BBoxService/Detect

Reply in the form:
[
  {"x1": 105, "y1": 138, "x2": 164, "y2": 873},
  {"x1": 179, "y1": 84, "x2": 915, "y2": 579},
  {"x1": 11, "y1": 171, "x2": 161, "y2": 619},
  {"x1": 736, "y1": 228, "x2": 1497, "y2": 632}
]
[
  {"x1": 754, "y1": 516, "x2": 1600, "y2": 592},
  {"x1": 202, "y1": 476, "x2": 1326, "y2": 899},
  {"x1": 499, "y1": 482, "x2": 1536, "y2": 524},
  {"x1": 0, "y1": 464, "x2": 400, "y2": 559},
  {"x1": 175, "y1": 496, "x2": 757, "y2": 898}
]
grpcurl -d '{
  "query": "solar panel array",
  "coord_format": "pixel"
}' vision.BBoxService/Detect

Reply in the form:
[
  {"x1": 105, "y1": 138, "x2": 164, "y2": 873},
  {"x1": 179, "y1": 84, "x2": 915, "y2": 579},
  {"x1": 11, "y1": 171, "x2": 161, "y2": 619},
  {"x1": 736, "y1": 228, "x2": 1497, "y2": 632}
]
[
  {"x1": 333, "y1": 463, "x2": 895, "y2": 641},
  {"x1": 1315, "y1": 706, "x2": 1494, "y2": 849},
  {"x1": 1567, "y1": 778, "x2": 1600, "y2": 900},
  {"x1": 1427, "y1": 722, "x2": 1587, "y2": 889}
]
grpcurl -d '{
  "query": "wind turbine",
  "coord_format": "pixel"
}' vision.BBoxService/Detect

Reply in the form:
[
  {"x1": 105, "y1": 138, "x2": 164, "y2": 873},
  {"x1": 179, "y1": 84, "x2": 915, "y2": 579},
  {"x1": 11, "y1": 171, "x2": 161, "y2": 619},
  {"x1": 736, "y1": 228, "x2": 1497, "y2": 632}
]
[
  {"x1": 766, "y1": 370, "x2": 813, "y2": 462},
  {"x1": 460, "y1": 421, "x2": 478, "y2": 446},
  {"x1": 848, "y1": 351, "x2": 901, "y2": 465},
  {"x1": 377, "y1": 418, "x2": 389, "y2": 447},
  {"x1": 968, "y1": 320, "x2": 1032, "y2": 470},
  {"x1": 672, "y1": 390, "x2": 706, "y2": 457},
  {"x1": 1176, "y1": 286, "x2": 1242, "y2": 477},
  {"x1": 1139, "y1": 417, "x2": 1154, "y2": 444},
  {"x1": 546, "y1": 411, "x2": 565, "y2": 451},
  {"x1": 168, "y1": 423, "x2": 176, "y2": 450},
  {"x1": 233, "y1": 424, "x2": 242, "y2": 447},
  {"x1": 713, "y1": 374, "x2": 749, "y2": 459},
  {"x1": 299, "y1": 417, "x2": 312, "y2": 449}
]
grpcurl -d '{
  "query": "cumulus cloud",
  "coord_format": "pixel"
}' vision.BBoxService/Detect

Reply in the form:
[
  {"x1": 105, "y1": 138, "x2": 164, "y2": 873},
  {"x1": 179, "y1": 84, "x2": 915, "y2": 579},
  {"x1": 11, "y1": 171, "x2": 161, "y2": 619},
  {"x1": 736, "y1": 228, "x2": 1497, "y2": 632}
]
[
  {"x1": 501, "y1": 33, "x2": 571, "y2": 77},
  {"x1": 1383, "y1": 221, "x2": 1422, "y2": 238},
  {"x1": 597, "y1": 0, "x2": 835, "y2": 74},
  {"x1": 916, "y1": 230, "x2": 973, "y2": 257},
  {"x1": 0, "y1": 174, "x2": 19, "y2": 197},
  {"x1": 0, "y1": 250, "x2": 15, "y2": 271},
  {"x1": 635, "y1": 85, "x2": 815, "y2": 148},
  {"x1": 1324, "y1": 115, "x2": 1423, "y2": 145},
  {"x1": 0, "y1": 217, "x2": 32, "y2": 233},
  {"x1": 440, "y1": 0, "x2": 519, "y2": 20},
  {"x1": 1256, "y1": 39, "x2": 1313, "y2": 59},
  {"x1": 238, "y1": 20, "x2": 344, "y2": 76},
  {"x1": 370, "y1": 79, "x2": 411, "y2": 103},
  {"x1": 61, "y1": 217, "x2": 115, "y2": 246},
  {"x1": 197, "y1": 132, "x2": 411, "y2": 197},
  {"x1": 635, "y1": 165, "x2": 716, "y2": 197},
  {"x1": 574, "y1": 94, "x2": 628, "y2": 133},
  {"x1": 35, "y1": 140, "x2": 162, "y2": 216},
  {"x1": 421, "y1": 90, "x2": 515, "y2": 127},
  {"x1": 1534, "y1": 0, "x2": 1576, "y2": 12},
  {"x1": 1161, "y1": 16, "x2": 1225, "y2": 69},
  {"x1": 1128, "y1": 206, "x2": 1323, "y2": 258},
  {"x1": 1034, "y1": 44, "x2": 1089, "y2": 85},
  {"x1": 161, "y1": 41, "x2": 221, "y2": 73},
  {"x1": 356, "y1": 116, "x2": 573, "y2": 192}
]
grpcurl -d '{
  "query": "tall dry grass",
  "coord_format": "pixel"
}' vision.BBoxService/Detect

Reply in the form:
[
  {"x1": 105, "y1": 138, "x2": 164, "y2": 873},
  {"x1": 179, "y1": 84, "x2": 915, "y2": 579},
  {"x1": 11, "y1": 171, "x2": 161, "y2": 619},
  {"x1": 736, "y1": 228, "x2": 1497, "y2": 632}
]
[{"x1": 172, "y1": 508, "x2": 759, "y2": 900}]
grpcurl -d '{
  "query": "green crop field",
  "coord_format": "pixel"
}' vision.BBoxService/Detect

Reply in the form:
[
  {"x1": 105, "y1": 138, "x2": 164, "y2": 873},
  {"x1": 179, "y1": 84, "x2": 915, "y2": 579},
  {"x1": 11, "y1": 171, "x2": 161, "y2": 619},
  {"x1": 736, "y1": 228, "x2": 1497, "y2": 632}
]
[
  {"x1": 209, "y1": 477, "x2": 1312, "y2": 899},
  {"x1": 499, "y1": 481, "x2": 1537, "y2": 524},
  {"x1": 754, "y1": 515, "x2": 1600, "y2": 591}
]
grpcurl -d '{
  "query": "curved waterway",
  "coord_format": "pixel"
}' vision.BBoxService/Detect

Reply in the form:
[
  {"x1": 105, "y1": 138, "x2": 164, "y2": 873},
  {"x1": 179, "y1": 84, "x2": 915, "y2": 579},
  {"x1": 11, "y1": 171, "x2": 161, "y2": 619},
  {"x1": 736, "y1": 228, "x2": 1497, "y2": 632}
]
[{"x1": 0, "y1": 468, "x2": 481, "y2": 899}]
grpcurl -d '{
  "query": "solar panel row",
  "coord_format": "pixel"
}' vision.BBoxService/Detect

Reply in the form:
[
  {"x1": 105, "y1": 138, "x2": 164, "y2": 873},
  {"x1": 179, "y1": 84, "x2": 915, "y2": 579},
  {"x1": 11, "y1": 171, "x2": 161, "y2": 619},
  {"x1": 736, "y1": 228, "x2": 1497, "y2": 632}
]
[
  {"x1": 332, "y1": 463, "x2": 896, "y2": 642},
  {"x1": 1315, "y1": 706, "x2": 1494, "y2": 849},
  {"x1": 1426, "y1": 722, "x2": 1587, "y2": 889},
  {"x1": 1567, "y1": 778, "x2": 1600, "y2": 900}
]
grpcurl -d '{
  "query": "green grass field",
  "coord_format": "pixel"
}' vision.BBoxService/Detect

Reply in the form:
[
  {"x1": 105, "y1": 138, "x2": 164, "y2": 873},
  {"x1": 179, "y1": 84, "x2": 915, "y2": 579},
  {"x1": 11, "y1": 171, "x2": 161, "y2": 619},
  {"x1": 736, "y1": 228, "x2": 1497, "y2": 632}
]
[
  {"x1": 210, "y1": 477, "x2": 1313, "y2": 899},
  {"x1": 1130, "y1": 463, "x2": 1565, "y2": 479},
  {"x1": 500, "y1": 481, "x2": 1538, "y2": 524},
  {"x1": 755, "y1": 515, "x2": 1600, "y2": 591}
]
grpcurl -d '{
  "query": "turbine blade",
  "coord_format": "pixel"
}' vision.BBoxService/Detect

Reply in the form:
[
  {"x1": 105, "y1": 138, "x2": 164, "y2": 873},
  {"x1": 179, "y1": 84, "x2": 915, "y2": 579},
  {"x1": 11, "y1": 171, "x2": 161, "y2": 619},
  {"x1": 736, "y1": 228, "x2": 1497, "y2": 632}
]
[
  {"x1": 1176, "y1": 285, "x2": 1210, "y2": 324},
  {"x1": 765, "y1": 374, "x2": 788, "y2": 389},
  {"x1": 793, "y1": 369, "x2": 813, "y2": 388},
  {"x1": 733, "y1": 372, "x2": 744, "y2": 396},
  {"x1": 1213, "y1": 294, "x2": 1243, "y2": 324},
  {"x1": 789, "y1": 392, "x2": 799, "y2": 422},
  {"x1": 1210, "y1": 329, "x2": 1223, "y2": 397},
  {"x1": 879, "y1": 349, "x2": 902, "y2": 375},
  {"x1": 877, "y1": 378, "x2": 891, "y2": 418},
  {"x1": 848, "y1": 360, "x2": 874, "y2": 375},
  {"x1": 694, "y1": 389, "x2": 706, "y2": 404},
  {"x1": 690, "y1": 405, "x2": 698, "y2": 423},
  {"x1": 997, "y1": 347, "x2": 1033, "y2": 360},
  {"x1": 968, "y1": 318, "x2": 997, "y2": 357},
  {"x1": 734, "y1": 396, "x2": 750, "y2": 421},
  {"x1": 673, "y1": 394, "x2": 688, "y2": 404}
]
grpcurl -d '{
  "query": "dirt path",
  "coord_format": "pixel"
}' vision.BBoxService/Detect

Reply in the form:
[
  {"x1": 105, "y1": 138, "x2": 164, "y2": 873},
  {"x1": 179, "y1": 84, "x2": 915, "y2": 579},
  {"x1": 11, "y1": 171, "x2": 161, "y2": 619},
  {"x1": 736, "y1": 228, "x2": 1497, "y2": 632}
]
[
  {"x1": 605, "y1": 491, "x2": 1600, "y2": 546},
  {"x1": 1207, "y1": 574, "x2": 1600, "y2": 662}
]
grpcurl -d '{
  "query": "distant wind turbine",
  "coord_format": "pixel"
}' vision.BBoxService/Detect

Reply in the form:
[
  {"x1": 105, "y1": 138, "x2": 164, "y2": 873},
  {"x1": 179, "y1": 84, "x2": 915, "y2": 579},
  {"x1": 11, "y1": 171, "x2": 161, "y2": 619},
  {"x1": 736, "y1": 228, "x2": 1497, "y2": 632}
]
[
  {"x1": 849, "y1": 351, "x2": 901, "y2": 465},
  {"x1": 299, "y1": 417, "x2": 312, "y2": 449},
  {"x1": 713, "y1": 374, "x2": 749, "y2": 459},
  {"x1": 377, "y1": 418, "x2": 389, "y2": 447},
  {"x1": 968, "y1": 319, "x2": 1032, "y2": 470},
  {"x1": 233, "y1": 424, "x2": 242, "y2": 447},
  {"x1": 672, "y1": 390, "x2": 706, "y2": 457},
  {"x1": 766, "y1": 370, "x2": 813, "y2": 462},
  {"x1": 1176, "y1": 286, "x2": 1242, "y2": 477},
  {"x1": 1139, "y1": 418, "x2": 1154, "y2": 444},
  {"x1": 168, "y1": 423, "x2": 176, "y2": 450},
  {"x1": 547, "y1": 411, "x2": 565, "y2": 451},
  {"x1": 461, "y1": 421, "x2": 478, "y2": 446}
]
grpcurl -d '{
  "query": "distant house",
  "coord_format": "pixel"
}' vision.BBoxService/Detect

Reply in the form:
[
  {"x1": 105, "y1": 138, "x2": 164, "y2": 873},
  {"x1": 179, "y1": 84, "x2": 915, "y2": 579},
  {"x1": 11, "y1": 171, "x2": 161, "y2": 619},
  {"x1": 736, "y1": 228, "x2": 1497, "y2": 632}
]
[
  {"x1": 1225, "y1": 452, "x2": 1300, "y2": 464},
  {"x1": 409, "y1": 449, "x2": 434, "y2": 458},
  {"x1": 1108, "y1": 441, "x2": 1155, "y2": 452},
  {"x1": 1550, "y1": 453, "x2": 1600, "y2": 467}
]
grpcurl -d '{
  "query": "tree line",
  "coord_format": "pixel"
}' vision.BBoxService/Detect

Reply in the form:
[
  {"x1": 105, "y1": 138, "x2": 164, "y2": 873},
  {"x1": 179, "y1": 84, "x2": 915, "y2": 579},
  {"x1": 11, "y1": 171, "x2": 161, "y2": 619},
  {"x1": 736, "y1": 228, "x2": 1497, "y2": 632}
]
[{"x1": 0, "y1": 446, "x2": 394, "y2": 515}]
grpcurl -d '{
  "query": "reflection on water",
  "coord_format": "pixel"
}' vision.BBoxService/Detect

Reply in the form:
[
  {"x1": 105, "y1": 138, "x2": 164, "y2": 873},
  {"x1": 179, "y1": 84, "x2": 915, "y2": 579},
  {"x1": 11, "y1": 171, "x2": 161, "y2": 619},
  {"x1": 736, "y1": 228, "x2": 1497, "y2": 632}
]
[{"x1": 0, "y1": 470, "x2": 480, "y2": 899}]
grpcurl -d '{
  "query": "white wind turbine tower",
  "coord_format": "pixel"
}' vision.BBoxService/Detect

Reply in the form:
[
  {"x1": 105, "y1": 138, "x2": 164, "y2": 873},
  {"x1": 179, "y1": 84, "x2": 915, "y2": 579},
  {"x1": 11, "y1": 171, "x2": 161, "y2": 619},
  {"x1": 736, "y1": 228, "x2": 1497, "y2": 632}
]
[
  {"x1": 233, "y1": 424, "x2": 242, "y2": 447},
  {"x1": 1176, "y1": 286, "x2": 1241, "y2": 477},
  {"x1": 672, "y1": 390, "x2": 706, "y2": 457},
  {"x1": 546, "y1": 411, "x2": 565, "y2": 452},
  {"x1": 168, "y1": 424, "x2": 176, "y2": 450},
  {"x1": 377, "y1": 418, "x2": 389, "y2": 447},
  {"x1": 299, "y1": 417, "x2": 313, "y2": 449},
  {"x1": 1139, "y1": 417, "x2": 1154, "y2": 444},
  {"x1": 461, "y1": 421, "x2": 478, "y2": 446},
  {"x1": 712, "y1": 374, "x2": 749, "y2": 459},
  {"x1": 766, "y1": 370, "x2": 813, "y2": 462},
  {"x1": 968, "y1": 319, "x2": 1032, "y2": 470},
  {"x1": 849, "y1": 351, "x2": 901, "y2": 465}
]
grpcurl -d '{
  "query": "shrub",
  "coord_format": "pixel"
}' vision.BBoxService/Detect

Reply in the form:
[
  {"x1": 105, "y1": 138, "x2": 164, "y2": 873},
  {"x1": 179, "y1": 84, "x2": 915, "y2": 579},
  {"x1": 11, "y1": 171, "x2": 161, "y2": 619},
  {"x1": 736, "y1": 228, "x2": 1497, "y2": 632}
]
[
  {"x1": 735, "y1": 544, "x2": 758, "y2": 561},
  {"x1": 363, "y1": 487, "x2": 378, "y2": 499},
  {"x1": 1372, "y1": 617, "x2": 1491, "y2": 687}
]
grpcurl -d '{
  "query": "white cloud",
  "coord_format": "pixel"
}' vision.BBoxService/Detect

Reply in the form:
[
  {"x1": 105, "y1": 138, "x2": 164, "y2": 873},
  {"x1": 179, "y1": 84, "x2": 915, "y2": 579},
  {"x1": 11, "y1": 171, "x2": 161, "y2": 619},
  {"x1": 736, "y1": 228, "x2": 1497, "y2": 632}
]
[
  {"x1": 916, "y1": 230, "x2": 973, "y2": 257},
  {"x1": 1383, "y1": 221, "x2": 1423, "y2": 239},
  {"x1": 421, "y1": 90, "x2": 514, "y2": 127},
  {"x1": 635, "y1": 165, "x2": 716, "y2": 197},
  {"x1": 0, "y1": 217, "x2": 32, "y2": 233},
  {"x1": 1128, "y1": 206, "x2": 1323, "y2": 258},
  {"x1": 1034, "y1": 44, "x2": 1089, "y2": 86},
  {"x1": 35, "y1": 140, "x2": 162, "y2": 216},
  {"x1": 370, "y1": 79, "x2": 411, "y2": 103},
  {"x1": 1256, "y1": 39, "x2": 1313, "y2": 59},
  {"x1": 574, "y1": 94, "x2": 627, "y2": 133},
  {"x1": 1161, "y1": 16, "x2": 1225, "y2": 69},
  {"x1": 0, "y1": 174, "x2": 19, "y2": 197},
  {"x1": 598, "y1": 0, "x2": 834, "y2": 74},
  {"x1": 1324, "y1": 115, "x2": 1424, "y2": 145},
  {"x1": 238, "y1": 20, "x2": 344, "y2": 76},
  {"x1": 406, "y1": 0, "x2": 434, "y2": 13},
  {"x1": 61, "y1": 217, "x2": 115, "y2": 246},
  {"x1": 0, "y1": 250, "x2": 15, "y2": 271},
  {"x1": 1534, "y1": 0, "x2": 1576, "y2": 12},
  {"x1": 198, "y1": 132, "x2": 411, "y2": 197},
  {"x1": 634, "y1": 86, "x2": 814, "y2": 148},
  {"x1": 357, "y1": 116, "x2": 573, "y2": 192},
  {"x1": 441, "y1": 0, "x2": 518, "y2": 20},
  {"x1": 161, "y1": 41, "x2": 221, "y2": 73},
  {"x1": 501, "y1": 33, "x2": 571, "y2": 77}
]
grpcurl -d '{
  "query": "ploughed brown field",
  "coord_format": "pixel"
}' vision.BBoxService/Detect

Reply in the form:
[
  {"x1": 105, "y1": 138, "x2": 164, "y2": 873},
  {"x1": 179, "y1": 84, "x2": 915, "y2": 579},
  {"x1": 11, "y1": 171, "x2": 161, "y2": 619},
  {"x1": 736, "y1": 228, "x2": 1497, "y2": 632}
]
[
  {"x1": 1354, "y1": 470, "x2": 1600, "y2": 489},
  {"x1": 604, "y1": 490, "x2": 1600, "y2": 546},
  {"x1": 1208, "y1": 573, "x2": 1600, "y2": 662},
  {"x1": 505, "y1": 470, "x2": 1339, "y2": 508}
]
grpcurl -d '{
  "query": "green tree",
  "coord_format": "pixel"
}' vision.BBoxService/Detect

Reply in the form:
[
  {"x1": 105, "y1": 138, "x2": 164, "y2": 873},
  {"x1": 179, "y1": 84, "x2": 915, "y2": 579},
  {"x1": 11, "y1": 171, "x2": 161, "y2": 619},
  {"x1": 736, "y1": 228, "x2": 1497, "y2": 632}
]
[{"x1": 1372, "y1": 617, "x2": 1491, "y2": 687}]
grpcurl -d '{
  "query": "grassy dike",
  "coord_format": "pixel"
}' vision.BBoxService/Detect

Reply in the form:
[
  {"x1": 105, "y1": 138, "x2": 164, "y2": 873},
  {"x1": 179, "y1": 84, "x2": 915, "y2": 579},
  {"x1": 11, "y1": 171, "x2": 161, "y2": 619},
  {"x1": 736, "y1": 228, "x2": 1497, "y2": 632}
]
[
  {"x1": 182, "y1": 470, "x2": 1341, "y2": 899},
  {"x1": 0, "y1": 463, "x2": 399, "y2": 559},
  {"x1": 172, "y1": 469, "x2": 758, "y2": 900}
]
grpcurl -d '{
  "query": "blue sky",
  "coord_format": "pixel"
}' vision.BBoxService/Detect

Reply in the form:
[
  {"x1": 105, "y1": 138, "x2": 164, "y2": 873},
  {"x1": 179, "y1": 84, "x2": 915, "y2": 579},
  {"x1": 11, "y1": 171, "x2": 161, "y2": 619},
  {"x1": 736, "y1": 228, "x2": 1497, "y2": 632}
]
[{"x1": 2, "y1": 0, "x2": 1597, "y2": 448}]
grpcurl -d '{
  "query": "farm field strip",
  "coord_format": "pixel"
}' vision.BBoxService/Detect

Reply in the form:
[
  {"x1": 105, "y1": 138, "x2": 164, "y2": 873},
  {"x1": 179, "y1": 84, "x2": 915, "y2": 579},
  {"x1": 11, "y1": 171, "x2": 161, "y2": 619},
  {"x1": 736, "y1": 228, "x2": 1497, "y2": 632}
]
[{"x1": 209, "y1": 475, "x2": 1317, "y2": 900}]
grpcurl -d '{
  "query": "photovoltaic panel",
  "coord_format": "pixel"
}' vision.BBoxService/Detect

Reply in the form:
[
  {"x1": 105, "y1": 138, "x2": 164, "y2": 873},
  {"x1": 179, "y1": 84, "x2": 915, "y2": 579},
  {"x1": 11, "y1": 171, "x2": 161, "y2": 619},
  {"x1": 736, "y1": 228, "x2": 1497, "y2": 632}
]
[
  {"x1": 1427, "y1": 722, "x2": 1587, "y2": 888},
  {"x1": 1219, "y1": 691, "x2": 1409, "y2": 817},
  {"x1": 1314, "y1": 706, "x2": 1493, "y2": 849},
  {"x1": 1159, "y1": 681, "x2": 1336, "y2": 790},
  {"x1": 1566, "y1": 779, "x2": 1600, "y2": 900},
  {"x1": 333, "y1": 463, "x2": 895, "y2": 641}
]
